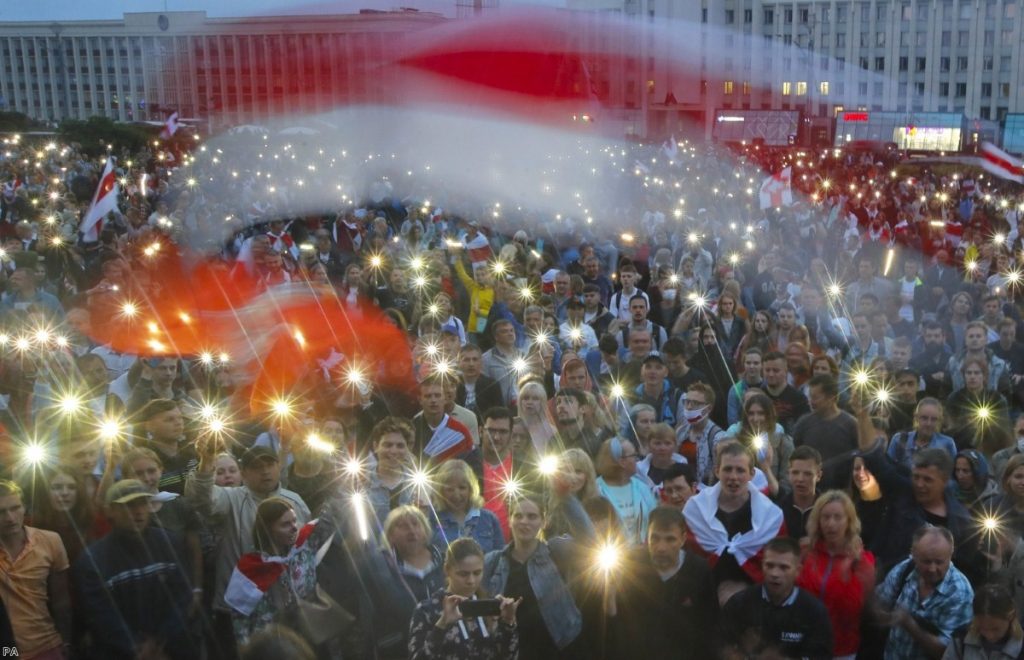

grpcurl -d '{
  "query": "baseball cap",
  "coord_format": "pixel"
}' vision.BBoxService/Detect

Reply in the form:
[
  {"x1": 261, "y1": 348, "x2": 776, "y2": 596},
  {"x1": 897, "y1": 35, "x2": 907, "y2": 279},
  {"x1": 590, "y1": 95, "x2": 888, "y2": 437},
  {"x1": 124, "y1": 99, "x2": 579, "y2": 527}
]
[
  {"x1": 106, "y1": 479, "x2": 154, "y2": 506},
  {"x1": 643, "y1": 351, "x2": 666, "y2": 366},
  {"x1": 240, "y1": 446, "x2": 279, "y2": 469}
]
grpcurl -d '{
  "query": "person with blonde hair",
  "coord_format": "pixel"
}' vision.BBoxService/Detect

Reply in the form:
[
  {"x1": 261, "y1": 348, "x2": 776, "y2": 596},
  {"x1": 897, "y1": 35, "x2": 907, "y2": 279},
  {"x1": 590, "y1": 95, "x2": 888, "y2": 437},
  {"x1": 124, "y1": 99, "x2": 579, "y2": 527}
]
[
  {"x1": 353, "y1": 504, "x2": 445, "y2": 659},
  {"x1": 544, "y1": 448, "x2": 600, "y2": 538},
  {"x1": 595, "y1": 437, "x2": 657, "y2": 545},
  {"x1": 797, "y1": 490, "x2": 876, "y2": 659},
  {"x1": 517, "y1": 380, "x2": 556, "y2": 456},
  {"x1": 430, "y1": 460, "x2": 504, "y2": 553}
]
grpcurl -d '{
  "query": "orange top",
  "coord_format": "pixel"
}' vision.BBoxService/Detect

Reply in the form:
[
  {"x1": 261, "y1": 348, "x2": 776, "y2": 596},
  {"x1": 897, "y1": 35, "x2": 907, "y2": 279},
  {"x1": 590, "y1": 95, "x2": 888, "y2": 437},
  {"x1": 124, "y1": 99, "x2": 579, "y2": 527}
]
[{"x1": 0, "y1": 526, "x2": 68, "y2": 657}]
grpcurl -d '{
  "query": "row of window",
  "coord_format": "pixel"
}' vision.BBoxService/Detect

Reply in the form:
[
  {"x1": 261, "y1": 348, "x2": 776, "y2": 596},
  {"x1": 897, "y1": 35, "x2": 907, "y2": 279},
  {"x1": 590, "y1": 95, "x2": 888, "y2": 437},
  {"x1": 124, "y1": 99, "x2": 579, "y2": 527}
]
[
  {"x1": 745, "y1": 0, "x2": 1017, "y2": 25},
  {"x1": 717, "y1": 78, "x2": 1014, "y2": 100}
]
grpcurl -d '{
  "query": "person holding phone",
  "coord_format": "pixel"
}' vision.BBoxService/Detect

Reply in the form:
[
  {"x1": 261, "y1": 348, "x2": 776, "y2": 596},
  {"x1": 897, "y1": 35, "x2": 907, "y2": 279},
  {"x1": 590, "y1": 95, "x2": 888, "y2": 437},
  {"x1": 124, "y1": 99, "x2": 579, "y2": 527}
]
[{"x1": 408, "y1": 538, "x2": 520, "y2": 659}]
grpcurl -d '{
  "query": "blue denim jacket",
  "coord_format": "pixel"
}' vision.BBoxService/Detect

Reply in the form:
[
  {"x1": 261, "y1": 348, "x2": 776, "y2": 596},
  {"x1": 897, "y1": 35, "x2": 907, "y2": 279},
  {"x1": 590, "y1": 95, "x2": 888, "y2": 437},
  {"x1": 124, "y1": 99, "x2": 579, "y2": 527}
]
[
  {"x1": 483, "y1": 539, "x2": 582, "y2": 649},
  {"x1": 481, "y1": 497, "x2": 592, "y2": 650},
  {"x1": 430, "y1": 507, "x2": 505, "y2": 554}
]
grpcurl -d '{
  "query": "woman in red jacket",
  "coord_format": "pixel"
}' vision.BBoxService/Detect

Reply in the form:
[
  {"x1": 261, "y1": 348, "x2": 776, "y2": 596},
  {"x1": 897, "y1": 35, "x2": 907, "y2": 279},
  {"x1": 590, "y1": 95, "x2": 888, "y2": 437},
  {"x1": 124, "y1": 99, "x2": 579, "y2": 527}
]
[{"x1": 796, "y1": 490, "x2": 875, "y2": 660}]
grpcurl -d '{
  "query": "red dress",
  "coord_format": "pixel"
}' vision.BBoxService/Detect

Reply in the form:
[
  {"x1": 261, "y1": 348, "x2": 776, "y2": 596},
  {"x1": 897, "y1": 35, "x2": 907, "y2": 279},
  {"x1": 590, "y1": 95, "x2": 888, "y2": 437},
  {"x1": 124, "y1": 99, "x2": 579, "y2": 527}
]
[{"x1": 797, "y1": 540, "x2": 875, "y2": 656}]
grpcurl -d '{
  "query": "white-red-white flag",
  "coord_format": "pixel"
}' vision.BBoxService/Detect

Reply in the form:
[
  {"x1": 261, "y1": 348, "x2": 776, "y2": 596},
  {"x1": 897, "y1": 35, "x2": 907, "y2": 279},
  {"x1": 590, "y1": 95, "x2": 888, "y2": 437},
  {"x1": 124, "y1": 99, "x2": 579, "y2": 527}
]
[
  {"x1": 79, "y1": 158, "x2": 118, "y2": 242},
  {"x1": 979, "y1": 142, "x2": 1024, "y2": 183},
  {"x1": 759, "y1": 167, "x2": 793, "y2": 209},
  {"x1": 160, "y1": 111, "x2": 180, "y2": 139}
]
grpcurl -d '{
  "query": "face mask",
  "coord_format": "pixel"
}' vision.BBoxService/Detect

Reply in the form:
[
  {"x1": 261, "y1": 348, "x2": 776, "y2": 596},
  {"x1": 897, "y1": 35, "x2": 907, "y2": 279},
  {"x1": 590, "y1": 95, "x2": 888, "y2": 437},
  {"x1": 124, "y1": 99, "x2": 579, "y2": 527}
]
[
  {"x1": 662, "y1": 288, "x2": 677, "y2": 301},
  {"x1": 684, "y1": 406, "x2": 708, "y2": 423}
]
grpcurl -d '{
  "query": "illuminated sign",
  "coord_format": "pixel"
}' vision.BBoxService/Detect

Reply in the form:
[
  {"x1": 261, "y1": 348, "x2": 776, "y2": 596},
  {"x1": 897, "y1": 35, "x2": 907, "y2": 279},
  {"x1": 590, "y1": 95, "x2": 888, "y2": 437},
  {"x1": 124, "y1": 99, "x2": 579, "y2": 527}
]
[
  {"x1": 717, "y1": 115, "x2": 746, "y2": 122},
  {"x1": 843, "y1": 112, "x2": 869, "y2": 122}
]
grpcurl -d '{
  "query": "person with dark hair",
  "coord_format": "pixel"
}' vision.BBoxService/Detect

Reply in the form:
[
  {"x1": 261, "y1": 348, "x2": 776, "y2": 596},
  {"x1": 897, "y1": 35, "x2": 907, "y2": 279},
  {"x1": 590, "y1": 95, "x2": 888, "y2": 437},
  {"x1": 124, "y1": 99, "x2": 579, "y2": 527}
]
[
  {"x1": 792, "y1": 374, "x2": 858, "y2": 490},
  {"x1": 134, "y1": 398, "x2": 197, "y2": 496},
  {"x1": 661, "y1": 336, "x2": 706, "y2": 392},
  {"x1": 186, "y1": 438, "x2": 311, "y2": 648},
  {"x1": 581, "y1": 283, "x2": 615, "y2": 339},
  {"x1": 775, "y1": 445, "x2": 823, "y2": 543},
  {"x1": 875, "y1": 526, "x2": 974, "y2": 660},
  {"x1": 726, "y1": 347, "x2": 765, "y2": 426},
  {"x1": 552, "y1": 388, "x2": 602, "y2": 457},
  {"x1": 854, "y1": 397, "x2": 979, "y2": 580},
  {"x1": 480, "y1": 407, "x2": 516, "y2": 539},
  {"x1": 617, "y1": 507, "x2": 718, "y2": 659},
  {"x1": 408, "y1": 538, "x2": 520, "y2": 659},
  {"x1": 720, "y1": 537, "x2": 833, "y2": 660},
  {"x1": 226, "y1": 495, "x2": 340, "y2": 648},
  {"x1": 26, "y1": 463, "x2": 110, "y2": 566},
  {"x1": 456, "y1": 344, "x2": 504, "y2": 418},
  {"x1": 761, "y1": 350, "x2": 809, "y2": 434},
  {"x1": 483, "y1": 492, "x2": 594, "y2": 660},
  {"x1": 412, "y1": 375, "x2": 478, "y2": 470},
  {"x1": 684, "y1": 441, "x2": 785, "y2": 605},
  {"x1": 657, "y1": 462, "x2": 698, "y2": 511},
  {"x1": 482, "y1": 318, "x2": 523, "y2": 405},
  {"x1": 911, "y1": 319, "x2": 956, "y2": 399},
  {"x1": 944, "y1": 584, "x2": 1023, "y2": 659}
]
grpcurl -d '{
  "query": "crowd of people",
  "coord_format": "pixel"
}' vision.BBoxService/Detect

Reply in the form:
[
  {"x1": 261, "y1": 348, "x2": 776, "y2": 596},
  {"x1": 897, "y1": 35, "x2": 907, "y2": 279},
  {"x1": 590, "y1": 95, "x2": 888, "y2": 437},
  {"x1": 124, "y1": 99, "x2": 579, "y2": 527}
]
[{"x1": 1, "y1": 127, "x2": 1024, "y2": 660}]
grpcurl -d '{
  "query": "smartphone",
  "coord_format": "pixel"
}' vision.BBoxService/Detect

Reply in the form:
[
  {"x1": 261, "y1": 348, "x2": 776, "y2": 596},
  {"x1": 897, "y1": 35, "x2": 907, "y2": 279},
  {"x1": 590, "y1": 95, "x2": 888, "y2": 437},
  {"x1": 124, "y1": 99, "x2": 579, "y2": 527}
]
[{"x1": 459, "y1": 599, "x2": 502, "y2": 617}]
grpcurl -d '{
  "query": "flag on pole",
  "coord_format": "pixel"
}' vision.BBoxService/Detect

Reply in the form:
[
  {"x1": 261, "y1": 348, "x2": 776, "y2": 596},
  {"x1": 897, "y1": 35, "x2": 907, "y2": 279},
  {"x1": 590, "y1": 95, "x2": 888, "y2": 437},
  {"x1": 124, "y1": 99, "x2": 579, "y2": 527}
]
[
  {"x1": 160, "y1": 111, "x2": 180, "y2": 139},
  {"x1": 759, "y1": 167, "x2": 793, "y2": 209},
  {"x1": 978, "y1": 142, "x2": 1024, "y2": 183},
  {"x1": 79, "y1": 158, "x2": 118, "y2": 242},
  {"x1": 661, "y1": 135, "x2": 679, "y2": 161}
]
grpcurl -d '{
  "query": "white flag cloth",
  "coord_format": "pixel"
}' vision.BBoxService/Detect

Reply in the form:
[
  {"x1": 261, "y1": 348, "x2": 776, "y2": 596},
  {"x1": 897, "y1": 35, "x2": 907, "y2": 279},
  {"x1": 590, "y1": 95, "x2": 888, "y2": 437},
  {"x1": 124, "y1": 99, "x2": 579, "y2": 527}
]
[
  {"x1": 160, "y1": 111, "x2": 180, "y2": 139},
  {"x1": 979, "y1": 142, "x2": 1024, "y2": 183},
  {"x1": 759, "y1": 166, "x2": 794, "y2": 209},
  {"x1": 661, "y1": 135, "x2": 679, "y2": 161},
  {"x1": 79, "y1": 157, "x2": 118, "y2": 242}
]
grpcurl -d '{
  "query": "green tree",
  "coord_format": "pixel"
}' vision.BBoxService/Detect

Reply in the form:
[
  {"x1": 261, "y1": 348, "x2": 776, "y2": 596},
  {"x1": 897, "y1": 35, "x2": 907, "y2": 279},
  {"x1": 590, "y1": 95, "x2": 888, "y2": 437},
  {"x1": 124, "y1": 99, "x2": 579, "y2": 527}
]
[{"x1": 57, "y1": 116, "x2": 150, "y2": 157}]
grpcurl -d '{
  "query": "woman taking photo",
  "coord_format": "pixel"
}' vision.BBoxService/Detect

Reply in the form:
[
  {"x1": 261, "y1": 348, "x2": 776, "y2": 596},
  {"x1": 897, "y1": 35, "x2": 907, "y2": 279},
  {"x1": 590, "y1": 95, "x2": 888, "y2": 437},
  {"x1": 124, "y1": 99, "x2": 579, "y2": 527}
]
[
  {"x1": 483, "y1": 492, "x2": 593, "y2": 660},
  {"x1": 408, "y1": 538, "x2": 520, "y2": 660},
  {"x1": 430, "y1": 460, "x2": 505, "y2": 554},
  {"x1": 797, "y1": 490, "x2": 875, "y2": 660}
]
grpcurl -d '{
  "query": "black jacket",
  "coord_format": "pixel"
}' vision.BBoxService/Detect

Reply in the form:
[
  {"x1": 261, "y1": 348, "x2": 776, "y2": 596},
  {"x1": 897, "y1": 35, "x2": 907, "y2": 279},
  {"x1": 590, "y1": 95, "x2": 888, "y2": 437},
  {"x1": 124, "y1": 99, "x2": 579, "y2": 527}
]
[
  {"x1": 617, "y1": 549, "x2": 718, "y2": 660},
  {"x1": 73, "y1": 527, "x2": 196, "y2": 660},
  {"x1": 721, "y1": 585, "x2": 833, "y2": 660},
  {"x1": 456, "y1": 375, "x2": 504, "y2": 420},
  {"x1": 861, "y1": 443, "x2": 982, "y2": 582}
]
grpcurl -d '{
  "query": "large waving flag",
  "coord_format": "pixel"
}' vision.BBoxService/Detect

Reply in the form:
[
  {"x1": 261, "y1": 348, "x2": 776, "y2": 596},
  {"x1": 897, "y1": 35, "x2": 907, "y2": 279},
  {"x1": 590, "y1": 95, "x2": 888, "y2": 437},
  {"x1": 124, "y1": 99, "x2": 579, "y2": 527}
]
[
  {"x1": 759, "y1": 166, "x2": 793, "y2": 209},
  {"x1": 160, "y1": 111, "x2": 180, "y2": 139},
  {"x1": 979, "y1": 142, "x2": 1024, "y2": 183},
  {"x1": 79, "y1": 157, "x2": 118, "y2": 242}
]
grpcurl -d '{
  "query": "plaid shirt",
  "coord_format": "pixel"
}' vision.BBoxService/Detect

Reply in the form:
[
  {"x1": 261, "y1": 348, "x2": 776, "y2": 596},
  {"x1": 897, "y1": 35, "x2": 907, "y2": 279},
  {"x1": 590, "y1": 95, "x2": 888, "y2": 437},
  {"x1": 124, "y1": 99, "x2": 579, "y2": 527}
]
[{"x1": 877, "y1": 557, "x2": 973, "y2": 660}]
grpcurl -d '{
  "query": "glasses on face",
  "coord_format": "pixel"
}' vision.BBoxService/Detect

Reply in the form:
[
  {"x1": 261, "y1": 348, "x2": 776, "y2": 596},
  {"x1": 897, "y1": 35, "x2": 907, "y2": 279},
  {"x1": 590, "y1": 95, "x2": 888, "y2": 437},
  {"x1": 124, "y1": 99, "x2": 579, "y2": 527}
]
[{"x1": 619, "y1": 452, "x2": 638, "y2": 460}]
